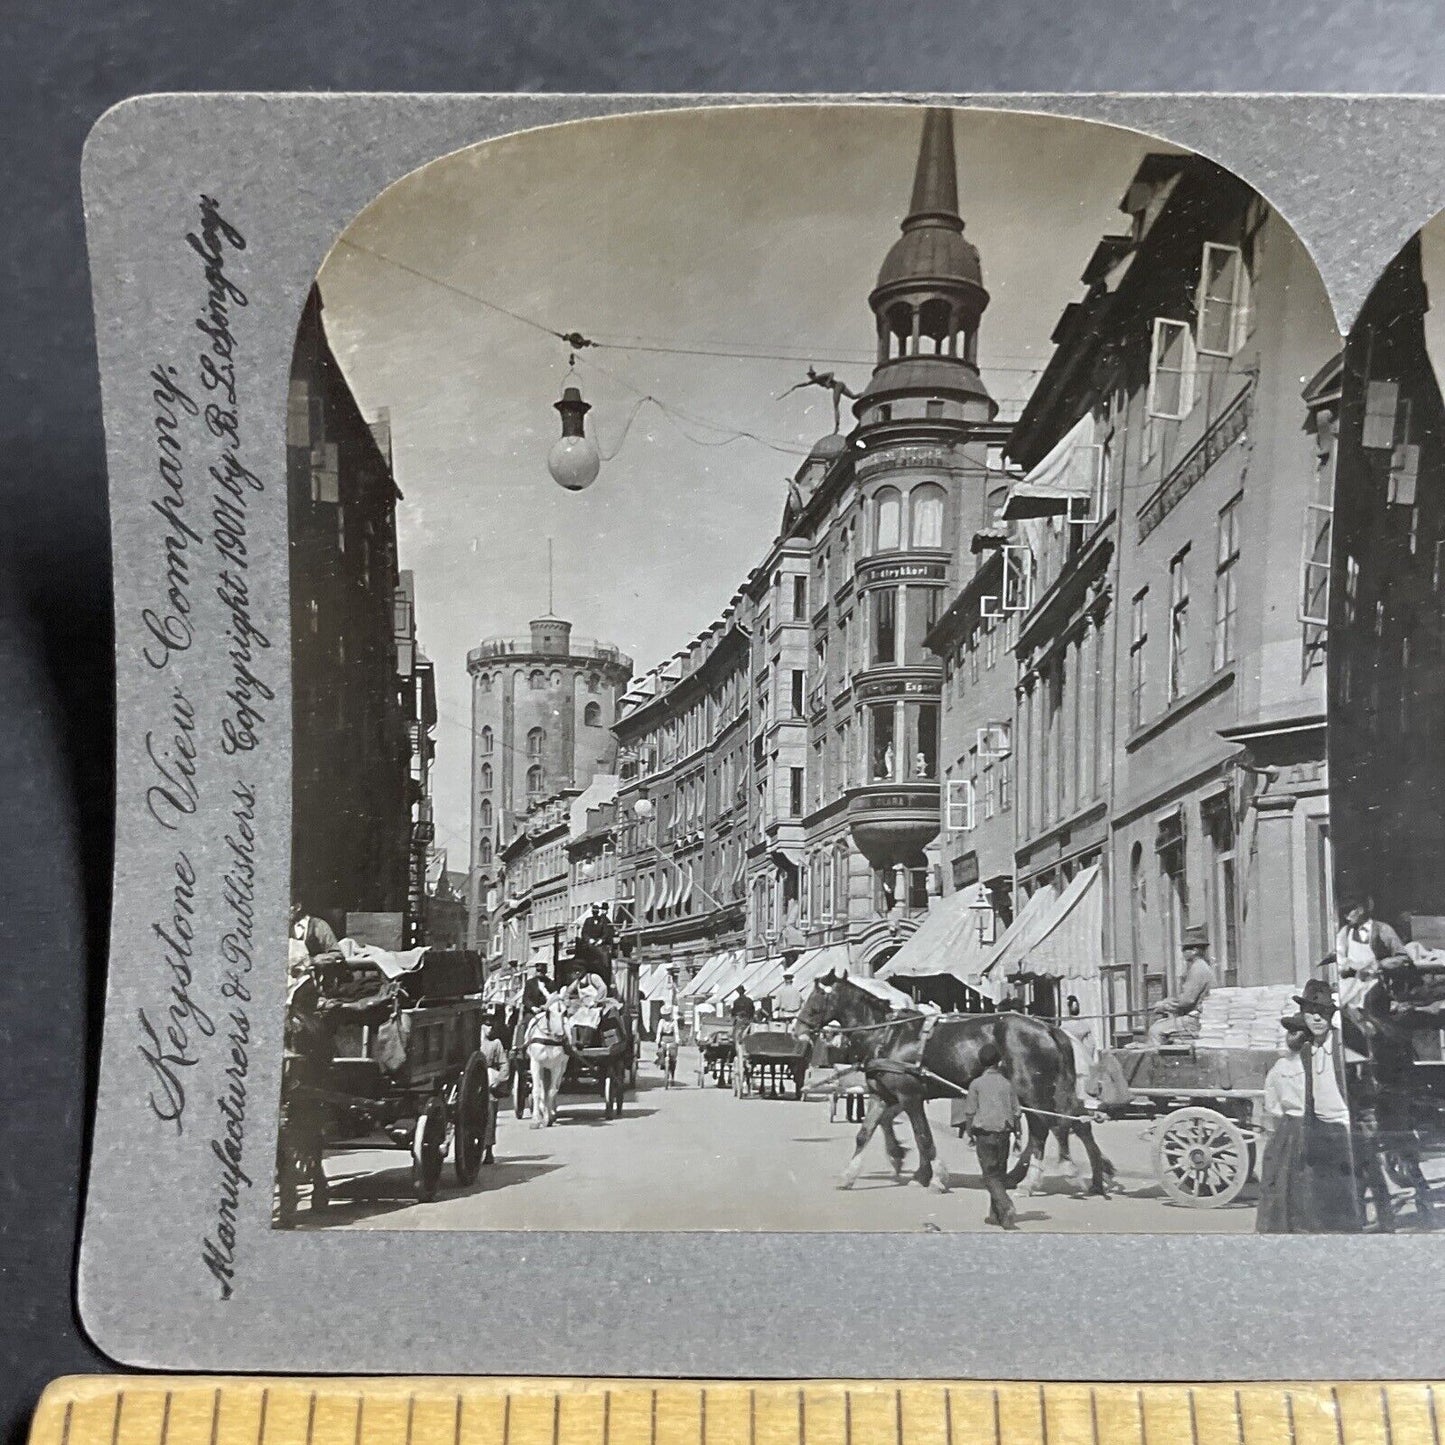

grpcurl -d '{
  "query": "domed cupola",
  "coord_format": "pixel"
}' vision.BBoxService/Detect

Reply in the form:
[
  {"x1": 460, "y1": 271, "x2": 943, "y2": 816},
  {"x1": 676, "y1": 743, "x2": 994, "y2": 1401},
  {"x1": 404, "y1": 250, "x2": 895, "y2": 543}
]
[{"x1": 859, "y1": 108, "x2": 995, "y2": 422}]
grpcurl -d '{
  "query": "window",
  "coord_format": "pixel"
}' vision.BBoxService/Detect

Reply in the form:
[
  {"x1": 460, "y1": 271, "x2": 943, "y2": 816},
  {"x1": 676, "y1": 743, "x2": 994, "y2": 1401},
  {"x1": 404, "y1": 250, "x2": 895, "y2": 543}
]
[
  {"x1": 1129, "y1": 588, "x2": 1148, "y2": 729},
  {"x1": 1147, "y1": 318, "x2": 1197, "y2": 421},
  {"x1": 905, "y1": 702, "x2": 938, "y2": 779},
  {"x1": 926, "y1": 399, "x2": 945, "y2": 419},
  {"x1": 478, "y1": 837, "x2": 492, "y2": 865},
  {"x1": 789, "y1": 767, "x2": 804, "y2": 817},
  {"x1": 946, "y1": 778, "x2": 975, "y2": 832},
  {"x1": 868, "y1": 704, "x2": 897, "y2": 782},
  {"x1": 902, "y1": 586, "x2": 940, "y2": 664},
  {"x1": 479, "y1": 799, "x2": 492, "y2": 832},
  {"x1": 834, "y1": 846, "x2": 850, "y2": 920},
  {"x1": 529, "y1": 670, "x2": 546, "y2": 690},
  {"x1": 871, "y1": 587, "x2": 898, "y2": 665},
  {"x1": 1214, "y1": 496, "x2": 1240, "y2": 670},
  {"x1": 311, "y1": 442, "x2": 339, "y2": 504},
  {"x1": 527, "y1": 727, "x2": 545, "y2": 757},
  {"x1": 790, "y1": 669, "x2": 805, "y2": 717},
  {"x1": 480, "y1": 762, "x2": 493, "y2": 791},
  {"x1": 874, "y1": 488, "x2": 902, "y2": 551},
  {"x1": 1168, "y1": 549, "x2": 1190, "y2": 701},
  {"x1": 1195, "y1": 243, "x2": 1251, "y2": 356},
  {"x1": 1362, "y1": 380, "x2": 1399, "y2": 450},
  {"x1": 1204, "y1": 795, "x2": 1240, "y2": 987},
  {"x1": 1299, "y1": 502, "x2": 1333, "y2": 627},
  {"x1": 792, "y1": 575, "x2": 808, "y2": 620},
  {"x1": 911, "y1": 484, "x2": 945, "y2": 548},
  {"x1": 584, "y1": 700, "x2": 602, "y2": 727}
]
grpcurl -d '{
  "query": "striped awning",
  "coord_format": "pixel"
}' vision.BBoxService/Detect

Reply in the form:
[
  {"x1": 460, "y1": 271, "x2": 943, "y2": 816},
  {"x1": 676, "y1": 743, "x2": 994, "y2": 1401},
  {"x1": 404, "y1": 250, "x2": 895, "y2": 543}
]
[
  {"x1": 980, "y1": 866, "x2": 1103, "y2": 985},
  {"x1": 1017, "y1": 865, "x2": 1104, "y2": 982},
  {"x1": 682, "y1": 948, "x2": 738, "y2": 1000},
  {"x1": 877, "y1": 887, "x2": 996, "y2": 996},
  {"x1": 978, "y1": 882, "x2": 1061, "y2": 986}
]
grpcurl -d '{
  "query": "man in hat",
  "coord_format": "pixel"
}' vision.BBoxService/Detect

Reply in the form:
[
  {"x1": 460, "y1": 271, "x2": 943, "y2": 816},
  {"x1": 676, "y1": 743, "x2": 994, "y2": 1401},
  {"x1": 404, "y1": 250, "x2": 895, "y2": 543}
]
[
  {"x1": 957, "y1": 1041, "x2": 1022, "y2": 1229},
  {"x1": 1334, "y1": 896, "x2": 1409, "y2": 1011},
  {"x1": 773, "y1": 953, "x2": 804, "y2": 1026},
  {"x1": 1278, "y1": 978, "x2": 1359, "y2": 1231},
  {"x1": 1147, "y1": 924, "x2": 1217, "y2": 1043}
]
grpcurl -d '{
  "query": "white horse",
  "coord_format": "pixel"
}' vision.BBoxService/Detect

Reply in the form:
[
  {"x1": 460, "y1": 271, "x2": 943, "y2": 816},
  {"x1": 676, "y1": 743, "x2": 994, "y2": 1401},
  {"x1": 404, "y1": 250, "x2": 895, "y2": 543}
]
[{"x1": 524, "y1": 997, "x2": 572, "y2": 1129}]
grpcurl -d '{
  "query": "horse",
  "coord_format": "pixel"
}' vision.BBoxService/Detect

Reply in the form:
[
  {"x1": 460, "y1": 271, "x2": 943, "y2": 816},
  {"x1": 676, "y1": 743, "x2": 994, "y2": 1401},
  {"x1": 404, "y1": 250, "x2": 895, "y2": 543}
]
[
  {"x1": 799, "y1": 977, "x2": 1114, "y2": 1197},
  {"x1": 523, "y1": 995, "x2": 573, "y2": 1129}
]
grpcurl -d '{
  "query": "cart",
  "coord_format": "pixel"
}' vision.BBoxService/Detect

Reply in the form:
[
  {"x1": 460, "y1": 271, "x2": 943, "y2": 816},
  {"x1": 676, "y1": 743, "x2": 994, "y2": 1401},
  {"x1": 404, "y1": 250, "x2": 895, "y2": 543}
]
[
  {"x1": 511, "y1": 996, "x2": 636, "y2": 1121},
  {"x1": 1098, "y1": 1043, "x2": 1275, "y2": 1208},
  {"x1": 734, "y1": 1025, "x2": 810, "y2": 1099},
  {"x1": 696, "y1": 1025, "x2": 738, "y2": 1088},
  {"x1": 275, "y1": 950, "x2": 492, "y2": 1224}
]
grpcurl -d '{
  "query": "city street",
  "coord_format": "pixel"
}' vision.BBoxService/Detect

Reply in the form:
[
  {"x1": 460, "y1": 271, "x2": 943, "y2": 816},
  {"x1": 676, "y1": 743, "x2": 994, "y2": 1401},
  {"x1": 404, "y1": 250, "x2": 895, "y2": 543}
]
[{"x1": 300, "y1": 1047, "x2": 1263, "y2": 1234}]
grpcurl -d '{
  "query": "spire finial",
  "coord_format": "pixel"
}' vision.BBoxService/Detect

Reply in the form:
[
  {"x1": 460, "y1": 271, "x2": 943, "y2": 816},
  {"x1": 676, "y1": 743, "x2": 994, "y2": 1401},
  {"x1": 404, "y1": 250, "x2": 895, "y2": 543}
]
[{"x1": 905, "y1": 108, "x2": 961, "y2": 231}]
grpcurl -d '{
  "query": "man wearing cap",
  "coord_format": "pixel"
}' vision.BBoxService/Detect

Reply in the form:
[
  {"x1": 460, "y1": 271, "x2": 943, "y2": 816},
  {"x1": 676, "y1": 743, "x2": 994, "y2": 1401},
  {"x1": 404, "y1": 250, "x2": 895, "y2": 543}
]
[
  {"x1": 1147, "y1": 924, "x2": 1217, "y2": 1044},
  {"x1": 773, "y1": 955, "x2": 804, "y2": 1026},
  {"x1": 957, "y1": 1041, "x2": 1022, "y2": 1229}
]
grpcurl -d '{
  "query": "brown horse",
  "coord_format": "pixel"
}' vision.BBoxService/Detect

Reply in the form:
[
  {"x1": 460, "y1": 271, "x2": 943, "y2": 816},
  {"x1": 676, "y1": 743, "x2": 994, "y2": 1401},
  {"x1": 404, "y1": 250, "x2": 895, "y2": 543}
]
[{"x1": 799, "y1": 977, "x2": 1114, "y2": 1196}]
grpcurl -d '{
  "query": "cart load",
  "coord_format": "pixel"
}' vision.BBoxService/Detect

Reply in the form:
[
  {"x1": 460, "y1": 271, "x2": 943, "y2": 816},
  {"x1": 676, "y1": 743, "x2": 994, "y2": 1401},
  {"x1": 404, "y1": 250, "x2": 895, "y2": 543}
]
[{"x1": 734, "y1": 1026, "x2": 810, "y2": 1099}]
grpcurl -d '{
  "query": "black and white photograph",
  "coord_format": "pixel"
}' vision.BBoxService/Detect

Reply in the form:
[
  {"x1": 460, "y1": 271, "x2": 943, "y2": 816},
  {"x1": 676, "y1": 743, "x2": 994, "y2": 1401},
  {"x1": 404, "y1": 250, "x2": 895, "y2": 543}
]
[{"x1": 272, "y1": 101, "x2": 1440, "y2": 1236}]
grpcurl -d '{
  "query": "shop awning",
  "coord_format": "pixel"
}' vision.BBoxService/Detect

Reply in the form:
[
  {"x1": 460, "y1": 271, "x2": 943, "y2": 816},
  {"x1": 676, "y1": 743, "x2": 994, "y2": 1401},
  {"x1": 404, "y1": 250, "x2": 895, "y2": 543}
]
[
  {"x1": 794, "y1": 943, "x2": 850, "y2": 989},
  {"x1": 1001, "y1": 413, "x2": 1097, "y2": 520},
  {"x1": 682, "y1": 948, "x2": 737, "y2": 1000},
  {"x1": 981, "y1": 866, "x2": 1104, "y2": 985},
  {"x1": 978, "y1": 881, "x2": 1063, "y2": 986},
  {"x1": 850, "y1": 974, "x2": 922, "y2": 1011},
  {"x1": 1016, "y1": 865, "x2": 1104, "y2": 981},
  {"x1": 876, "y1": 887, "x2": 997, "y2": 995}
]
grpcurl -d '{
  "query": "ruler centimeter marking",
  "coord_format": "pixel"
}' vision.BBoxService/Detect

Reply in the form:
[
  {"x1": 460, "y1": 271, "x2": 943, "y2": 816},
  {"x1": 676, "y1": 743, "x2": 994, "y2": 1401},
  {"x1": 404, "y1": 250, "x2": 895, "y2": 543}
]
[{"x1": 27, "y1": 1379, "x2": 1445, "y2": 1445}]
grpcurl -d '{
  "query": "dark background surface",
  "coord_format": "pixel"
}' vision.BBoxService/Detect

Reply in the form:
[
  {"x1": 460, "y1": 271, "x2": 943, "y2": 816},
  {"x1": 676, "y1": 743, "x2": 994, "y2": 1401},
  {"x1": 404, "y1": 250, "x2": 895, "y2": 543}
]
[{"x1": 3, "y1": 3, "x2": 1443, "y2": 1441}]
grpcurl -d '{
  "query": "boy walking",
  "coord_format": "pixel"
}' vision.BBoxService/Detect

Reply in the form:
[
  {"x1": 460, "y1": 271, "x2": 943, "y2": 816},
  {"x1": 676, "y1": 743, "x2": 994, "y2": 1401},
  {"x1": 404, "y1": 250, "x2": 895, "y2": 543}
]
[{"x1": 958, "y1": 1041, "x2": 1022, "y2": 1230}]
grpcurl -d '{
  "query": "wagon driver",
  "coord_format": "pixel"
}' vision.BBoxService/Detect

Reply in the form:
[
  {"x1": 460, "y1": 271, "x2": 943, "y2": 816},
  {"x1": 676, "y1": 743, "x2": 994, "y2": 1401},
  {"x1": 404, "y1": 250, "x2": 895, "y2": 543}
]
[
  {"x1": 1146, "y1": 923, "x2": 1217, "y2": 1044},
  {"x1": 773, "y1": 952, "x2": 805, "y2": 1026}
]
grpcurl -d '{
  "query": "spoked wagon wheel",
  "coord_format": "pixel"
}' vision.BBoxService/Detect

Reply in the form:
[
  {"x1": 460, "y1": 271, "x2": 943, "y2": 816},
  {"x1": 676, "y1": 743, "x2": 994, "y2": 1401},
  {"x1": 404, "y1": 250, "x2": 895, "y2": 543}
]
[
  {"x1": 1153, "y1": 1106, "x2": 1252, "y2": 1208},
  {"x1": 411, "y1": 1098, "x2": 447, "y2": 1202},
  {"x1": 452, "y1": 1052, "x2": 489, "y2": 1187}
]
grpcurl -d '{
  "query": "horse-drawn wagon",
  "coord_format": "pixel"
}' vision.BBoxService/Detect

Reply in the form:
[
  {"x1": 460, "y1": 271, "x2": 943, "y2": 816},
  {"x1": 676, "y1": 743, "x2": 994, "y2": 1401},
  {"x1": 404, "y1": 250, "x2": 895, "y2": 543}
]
[
  {"x1": 733, "y1": 1024, "x2": 811, "y2": 1099},
  {"x1": 511, "y1": 993, "x2": 636, "y2": 1123},
  {"x1": 696, "y1": 1024, "x2": 738, "y2": 1088},
  {"x1": 276, "y1": 948, "x2": 492, "y2": 1223}
]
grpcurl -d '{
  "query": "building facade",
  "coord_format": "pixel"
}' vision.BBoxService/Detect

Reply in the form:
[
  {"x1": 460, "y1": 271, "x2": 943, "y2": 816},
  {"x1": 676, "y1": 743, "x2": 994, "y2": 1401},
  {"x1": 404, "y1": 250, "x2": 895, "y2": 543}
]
[
  {"x1": 1330, "y1": 232, "x2": 1445, "y2": 926},
  {"x1": 288, "y1": 284, "x2": 413, "y2": 938},
  {"x1": 466, "y1": 616, "x2": 631, "y2": 946},
  {"x1": 613, "y1": 606, "x2": 753, "y2": 980}
]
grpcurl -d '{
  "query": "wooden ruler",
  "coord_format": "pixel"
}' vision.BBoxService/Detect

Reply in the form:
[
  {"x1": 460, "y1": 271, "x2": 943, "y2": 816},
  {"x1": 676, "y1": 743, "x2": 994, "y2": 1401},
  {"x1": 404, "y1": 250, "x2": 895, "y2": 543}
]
[{"x1": 26, "y1": 1378, "x2": 1445, "y2": 1445}]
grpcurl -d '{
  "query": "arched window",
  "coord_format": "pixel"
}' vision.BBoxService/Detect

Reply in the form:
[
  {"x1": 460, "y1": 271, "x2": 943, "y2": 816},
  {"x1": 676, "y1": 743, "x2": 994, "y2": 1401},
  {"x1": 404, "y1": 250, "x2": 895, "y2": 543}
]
[
  {"x1": 584, "y1": 701, "x2": 602, "y2": 727},
  {"x1": 529, "y1": 669, "x2": 546, "y2": 690},
  {"x1": 477, "y1": 674, "x2": 491, "y2": 695},
  {"x1": 527, "y1": 764, "x2": 544, "y2": 796},
  {"x1": 480, "y1": 762, "x2": 492, "y2": 791},
  {"x1": 479, "y1": 837, "x2": 492, "y2": 865},
  {"x1": 586, "y1": 673, "x2": 600, "y2": 693},
  {"x1": 481, "y1": 726, "x2": 493, "y2": 755},
  {"x1": 911, "y1": 484, "x2": 946, "y2": 549},
  {"x1": 527, "y1": 727, "x2": 545, "y2": 757},
  {"x1": 873, "y1": 488, "x2": 902, "y2": 552},
  {"x1": 479, "y1": 799, "x2": 492, "y2": 832}
]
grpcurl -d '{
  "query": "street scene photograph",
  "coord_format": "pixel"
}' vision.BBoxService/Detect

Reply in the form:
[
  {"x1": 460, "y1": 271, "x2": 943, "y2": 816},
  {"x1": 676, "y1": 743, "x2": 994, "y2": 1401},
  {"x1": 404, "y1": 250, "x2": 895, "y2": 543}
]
[{"x1": 274, "y1": 102, "x2": 1443, "y2": 1235}]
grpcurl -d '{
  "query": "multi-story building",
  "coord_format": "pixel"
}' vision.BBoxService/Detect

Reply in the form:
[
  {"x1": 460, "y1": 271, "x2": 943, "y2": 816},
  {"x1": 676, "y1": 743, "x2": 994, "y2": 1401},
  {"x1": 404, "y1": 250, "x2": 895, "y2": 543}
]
[
  {"x1": 288, "y1": 284, "x2": 413, "y2": 940},
  {"x1": 948, "y1": 153, "x2": 1340, "y2": 1036},
  {"x1": 1330, "y1": 231, "x2": 1445, "y2": 926},
  {"x1": 488, "y1": 789, "x2": 579, "y2": 998},
  {"x1": 396, "y1": 570, "x2": 440, "y2": 948},
  {"x1": 466, "y1": 615, "x2": 631, "y2": 946},
  {"x1": 613, "y1": 603, "x2": 753, "y2": 984}
]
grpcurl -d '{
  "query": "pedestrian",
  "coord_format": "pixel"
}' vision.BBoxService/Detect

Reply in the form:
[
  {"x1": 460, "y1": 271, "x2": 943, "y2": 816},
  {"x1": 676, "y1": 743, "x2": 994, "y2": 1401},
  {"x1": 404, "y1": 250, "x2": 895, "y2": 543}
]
[
  {"x1": 958, "y1": 1041, "x2": 1022, "y2": 1230},
  {"x1": 477, "y1": 1012, "x2": 512, "y2": 1166},
  {"x1": 1255, "y1": 980, "x2": 1360, "y2": 1233},
  {"x1": 1147, "y1": 924, "x2": 1217, "y2": 1043},
  {"x1": 290, "y1": 902, "x2": 339, "y2": 958},
  {"x1": 1059, "y1": 995, "x2": 1100, "y2": 1107}
]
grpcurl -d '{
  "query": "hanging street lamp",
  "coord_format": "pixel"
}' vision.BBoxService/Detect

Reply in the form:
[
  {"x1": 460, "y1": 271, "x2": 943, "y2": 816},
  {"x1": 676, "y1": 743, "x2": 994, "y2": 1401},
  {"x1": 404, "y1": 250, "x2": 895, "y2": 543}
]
[{"x1": 547, "y1": 383, "x2": 602, "y2": 491}]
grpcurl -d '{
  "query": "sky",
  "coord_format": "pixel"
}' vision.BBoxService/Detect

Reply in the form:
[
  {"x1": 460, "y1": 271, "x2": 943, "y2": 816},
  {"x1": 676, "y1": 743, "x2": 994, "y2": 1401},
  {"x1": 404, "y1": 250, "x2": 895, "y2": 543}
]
[{"x1": 316, "y1": 104, "x2": 1171, "y2": 865}]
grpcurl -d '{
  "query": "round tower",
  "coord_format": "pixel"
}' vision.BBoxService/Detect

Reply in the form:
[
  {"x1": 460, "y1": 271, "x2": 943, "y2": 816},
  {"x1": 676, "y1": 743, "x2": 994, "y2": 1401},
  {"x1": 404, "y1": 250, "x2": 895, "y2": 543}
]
[{"x1": 466, "y1": 618, "x2": 633, "y2": 884}]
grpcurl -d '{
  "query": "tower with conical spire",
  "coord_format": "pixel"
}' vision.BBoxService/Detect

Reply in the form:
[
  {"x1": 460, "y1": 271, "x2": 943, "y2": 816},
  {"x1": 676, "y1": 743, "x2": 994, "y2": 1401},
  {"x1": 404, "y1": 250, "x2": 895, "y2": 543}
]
[{"x1": 856, "y1": 107, "x2": 996, "y2": 427}]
